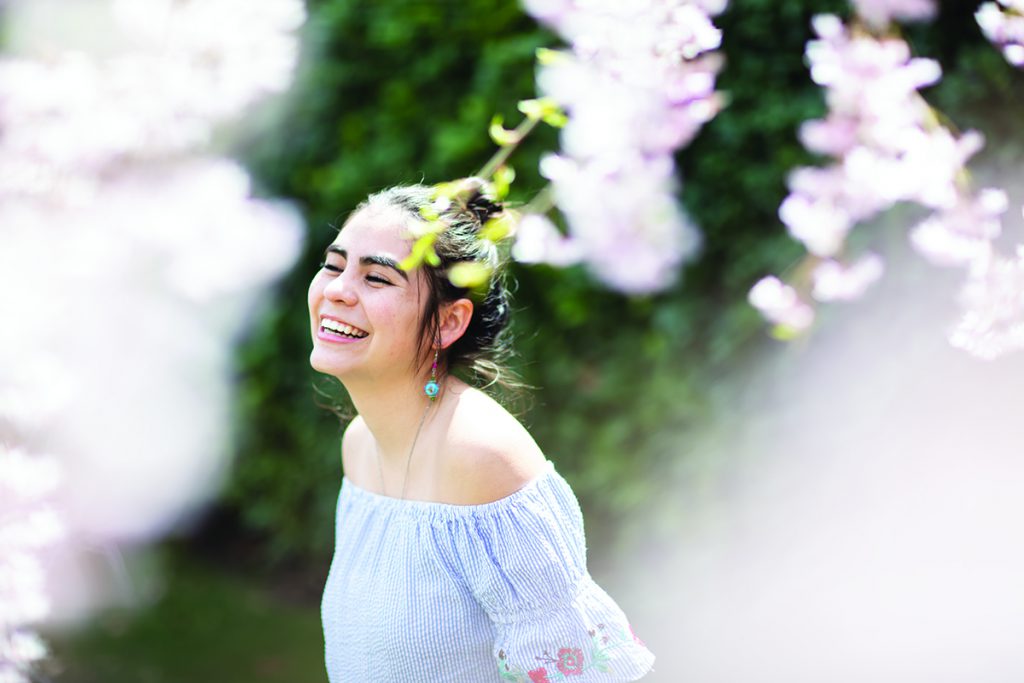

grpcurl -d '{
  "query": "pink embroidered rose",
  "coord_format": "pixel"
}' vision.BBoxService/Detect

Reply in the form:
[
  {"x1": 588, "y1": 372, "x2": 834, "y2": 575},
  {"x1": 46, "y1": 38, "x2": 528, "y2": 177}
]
[
  {"x1": 528, "y1": 667, "x2": 551, "y2": 683},
  {"x1": 556, "y1": 647, "x2": 584, "y2": 676}
]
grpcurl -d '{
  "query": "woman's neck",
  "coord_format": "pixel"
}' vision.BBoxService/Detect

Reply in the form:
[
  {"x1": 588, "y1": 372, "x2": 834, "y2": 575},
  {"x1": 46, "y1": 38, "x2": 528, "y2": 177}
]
[{"x1": 344, "y1": 373, "x2": 453, "y2": 464}]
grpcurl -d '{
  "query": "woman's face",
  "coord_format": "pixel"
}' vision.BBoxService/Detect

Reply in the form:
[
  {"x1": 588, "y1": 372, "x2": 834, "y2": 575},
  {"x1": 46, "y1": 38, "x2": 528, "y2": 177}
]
[{"x1": 308, "y1": 206, "x2": 430, "y2": 384}]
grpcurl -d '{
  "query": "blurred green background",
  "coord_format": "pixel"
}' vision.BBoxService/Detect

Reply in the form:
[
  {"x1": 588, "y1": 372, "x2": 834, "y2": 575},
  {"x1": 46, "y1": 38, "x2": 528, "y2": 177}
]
[{"x1": 48, "y1": 0, "x2": 1023, "y2": 680}]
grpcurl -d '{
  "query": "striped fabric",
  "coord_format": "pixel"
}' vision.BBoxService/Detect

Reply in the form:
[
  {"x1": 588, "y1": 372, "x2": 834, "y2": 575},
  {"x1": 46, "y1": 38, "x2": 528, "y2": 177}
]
[{"x1": 321, "y1": 458, "x2": 656, "y2": 682}]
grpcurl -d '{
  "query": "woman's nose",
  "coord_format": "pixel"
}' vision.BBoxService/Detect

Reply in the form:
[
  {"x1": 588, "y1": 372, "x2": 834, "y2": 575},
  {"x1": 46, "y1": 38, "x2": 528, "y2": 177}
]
[{"x1": 324, "y1": 272, "x2": 358, "y2": 305}]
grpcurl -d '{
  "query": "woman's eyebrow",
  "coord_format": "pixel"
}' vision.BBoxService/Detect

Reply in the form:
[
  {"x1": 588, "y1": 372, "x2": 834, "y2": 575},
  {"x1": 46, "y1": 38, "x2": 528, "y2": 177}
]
[{"x1": 324, "y1": 246, "x2": 409, "y2": 281}]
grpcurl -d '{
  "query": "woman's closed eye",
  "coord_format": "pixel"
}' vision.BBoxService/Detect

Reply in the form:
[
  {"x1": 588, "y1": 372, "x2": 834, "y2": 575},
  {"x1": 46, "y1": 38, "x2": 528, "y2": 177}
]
[
  {"x1": 318, "y1": 261, "x2": 342, "y2": 273},
  {"x1": 318, "y1": 262, "x2": 392, "y2": 285}
]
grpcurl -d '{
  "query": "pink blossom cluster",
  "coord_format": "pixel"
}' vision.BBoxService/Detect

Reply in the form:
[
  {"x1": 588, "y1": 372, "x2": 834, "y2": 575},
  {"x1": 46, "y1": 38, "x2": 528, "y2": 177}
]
[
  {"x1": 748, "y1": 276, "x2": 816, "y2": 331},
  {"x1": 949, "y1": 238, "x2": 1024, "y2": 359},
  {"x1": 516, "y1": 0, "x2": 726, "y2": 293},
  {"x1": 1, "y1": 1, "x2": 305, "y2": 679},
  {"x1": 749, "y1": 8, "x2": 1024, "y2": 358},
  {"x1": 788, "y1": 15, "x2": 972, "y2": 242},
  {"x1": 0, "y1": 0, "x2": 305, "y2": 205},
  {"x1": 851, "y1": 0, "x2": 935, "y2": 28},
  {"x1": 976, "y1": 0, "x2": 1024, "y2": 67},
  {"x1": 750, "y1": 14, "x2": 950, "y2": 330},
  {"x1": 0, "y1": 447, "x2": 62, "y2": 683}
]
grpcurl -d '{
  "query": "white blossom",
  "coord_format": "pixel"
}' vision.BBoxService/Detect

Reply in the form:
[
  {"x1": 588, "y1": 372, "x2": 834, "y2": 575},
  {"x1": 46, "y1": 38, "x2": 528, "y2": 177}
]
[
  {"x1": 521, "y1": 0, "x2": 725, "y2": 292},
  {"x1": 0, "y1": 1, "x2": 306, "y2": 678},
  {"x1": 812, "y1": 253, "x2": 885, "y2": 301},
  {"x1": 752, "y1": 9, "x2": 1022, "y2": 359},
  {"x1": 852, "y1": 0, "x2": 936, "y2": 29},
  {"x1": 976, "y1": 1, "x2": 1024, "y2": 68},
  {"x1": 511, "y1": 214, "x2": 585, "y2": 267},
  {"x1": 910, "y1": 189, "x2": 1007, "y2": 267},
  {"x1": 949, "y1": 246, "x2": 1024, "y2": 359},
  {"x1": 748, "y1": 276, "x2": 816, "y2": 331}
]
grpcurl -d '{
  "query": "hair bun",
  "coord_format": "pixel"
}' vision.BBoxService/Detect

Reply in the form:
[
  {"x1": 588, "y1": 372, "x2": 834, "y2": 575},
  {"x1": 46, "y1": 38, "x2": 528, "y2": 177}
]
[{"x1": 465, "y1": 191, "x2": 503, "y2": 225}]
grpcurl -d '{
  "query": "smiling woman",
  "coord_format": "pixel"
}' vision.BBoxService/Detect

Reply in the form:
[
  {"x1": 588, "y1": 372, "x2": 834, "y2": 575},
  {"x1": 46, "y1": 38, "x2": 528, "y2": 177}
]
[{"x1": 308, "y1": 180, "x2": 656, "y2": 682}]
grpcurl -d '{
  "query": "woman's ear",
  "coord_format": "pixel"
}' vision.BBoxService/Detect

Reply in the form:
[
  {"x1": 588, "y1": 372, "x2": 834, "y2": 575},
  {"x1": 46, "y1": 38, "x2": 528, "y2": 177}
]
[{"x1": 438, "y1": 298, "x2": 474, "y2": 350}]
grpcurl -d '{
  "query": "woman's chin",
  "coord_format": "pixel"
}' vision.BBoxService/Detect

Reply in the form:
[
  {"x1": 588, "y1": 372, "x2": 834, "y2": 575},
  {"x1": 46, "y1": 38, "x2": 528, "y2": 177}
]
[{"x1": 309, "y1": 352, "x2": 357, "y2": 378}]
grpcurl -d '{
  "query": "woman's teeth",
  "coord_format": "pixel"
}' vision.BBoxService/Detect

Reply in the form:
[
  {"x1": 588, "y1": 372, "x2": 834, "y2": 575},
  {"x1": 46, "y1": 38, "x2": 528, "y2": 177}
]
[{"x1": 321, "y1": 319, "x2": 368, "y2": 338}]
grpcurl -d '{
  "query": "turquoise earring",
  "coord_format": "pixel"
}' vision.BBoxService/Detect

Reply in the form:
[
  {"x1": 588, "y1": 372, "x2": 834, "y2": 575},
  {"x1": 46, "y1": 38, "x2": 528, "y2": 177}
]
[{"x1": 424, "y1": 348, "x2": 440, "y2": 399}]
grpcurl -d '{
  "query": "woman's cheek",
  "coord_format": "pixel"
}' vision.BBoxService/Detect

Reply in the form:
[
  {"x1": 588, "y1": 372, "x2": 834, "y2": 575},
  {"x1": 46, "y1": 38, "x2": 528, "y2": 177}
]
[{"x1": 306, "y1": 282, "x2": 320, "y2": 326}]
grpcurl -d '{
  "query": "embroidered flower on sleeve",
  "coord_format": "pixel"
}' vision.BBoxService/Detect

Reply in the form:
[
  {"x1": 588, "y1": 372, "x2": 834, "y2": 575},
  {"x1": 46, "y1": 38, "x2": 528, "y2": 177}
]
[
  {"x1": 556, "y1": 648, "x2": 584, "y2": 675},
  {"x1": 528, "y1": 668, "x2": 552, "y2": 683},
  {"x1": 495, "y1": 621, "x2": 649, "y2": 681}
]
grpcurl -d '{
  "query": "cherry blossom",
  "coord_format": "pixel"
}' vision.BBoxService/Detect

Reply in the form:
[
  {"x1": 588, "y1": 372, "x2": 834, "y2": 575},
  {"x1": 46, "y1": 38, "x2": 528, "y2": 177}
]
[
  {"x1": 521, "y1": 0, "x2": 726, "y2": 293},
  {"x1": 949, "y1": 245, "x2": 1024, "y2": 359},
  {"x1": 538, "y1": 151, "x2": 702, "y2": 292},
  {"x1": 852, "y1": 0, "x2": 936, "y2": 29},
  {"x1": 1, "y1": 1, "x2": 305, "y2": 680},
  {"x1": 749, "y1": 8, "x2": 1024, "y2": 359},
  {"x1": 909, "y1": 189, "x2": 1007, "y2": 268},
  {"x1": 510, "y1": 214, "x2": 585, "y2": 267},
  {"x1": 0, "y1": 446, "x2": 62, "y2": 683},
  {"x1": 976, "y1": 0, "x2": 1024, "y2": 68},
  {"x1": 812, "y1": 252, "x2": 885, "y2": 302},
  {"x1": 748, "y1": 276, "x2": 816, "y2": 332},
  {"x1": 766, "y1": 15, "x2": 958, "y2": 270}
]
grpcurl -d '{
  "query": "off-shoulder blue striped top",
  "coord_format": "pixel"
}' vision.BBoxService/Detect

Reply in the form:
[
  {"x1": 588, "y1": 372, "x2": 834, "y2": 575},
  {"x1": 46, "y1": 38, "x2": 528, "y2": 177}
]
[{"x1": 320, "y1": 458, "x2": 656, "y2": 682}]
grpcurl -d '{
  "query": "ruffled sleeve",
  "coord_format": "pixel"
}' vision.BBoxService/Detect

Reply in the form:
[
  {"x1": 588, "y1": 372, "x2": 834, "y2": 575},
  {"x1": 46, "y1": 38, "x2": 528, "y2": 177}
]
[{"x1": 442, "y1": 462, "x2": 656, "y2": 682}]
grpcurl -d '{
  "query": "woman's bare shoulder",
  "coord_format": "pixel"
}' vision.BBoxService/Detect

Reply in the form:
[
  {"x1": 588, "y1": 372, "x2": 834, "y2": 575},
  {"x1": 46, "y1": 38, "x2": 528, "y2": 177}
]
[
  {"x1": 341, "y1": 414, "x2": 371, "y2": 482},
  {"x1": 439, "y1": 385, "x2": 548, "y2": 505}
]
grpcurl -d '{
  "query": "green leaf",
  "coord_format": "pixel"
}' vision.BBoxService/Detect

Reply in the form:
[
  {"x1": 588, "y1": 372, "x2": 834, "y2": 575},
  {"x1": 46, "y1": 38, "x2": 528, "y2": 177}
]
[
  {"x1": 399, "y1": 234, "x2": 437, "y2": 270},
  {"x1": 398, "y1": 252, "x2": 422, "y2": 271},
  {"x1": 517, "y1": 97, "x2": 566, "y2": 128},
  {"x1": 488, "y1": 115, "x2": 518, "y2": 146},
  {"x1": 432, "y1": 180, "x2": 463, "y2": 201},
  {"x1": 448, "y1": 261, "x2": 492, "y2": 288},
  {"x1": 516, "y1": 97, "x2": 546, "y2": 120},
  {"x1": 492, "y1": 165, "x2": 516, "y2": 200},
  {"x1": 536, "y1": 47, "x2": 569, "y2": 66},
  {"x1": 479, "y1": 214, "x2": 515, "y2": 242},
  {"x1": 541, "y1": 111, "x2": 567, "y2": 128},
  {"x1": 409, "y1": 219, "x2": 446, "y2": 238},
  {"x1": 769, "y1": 322, "x2": 807, "y2": 341}
]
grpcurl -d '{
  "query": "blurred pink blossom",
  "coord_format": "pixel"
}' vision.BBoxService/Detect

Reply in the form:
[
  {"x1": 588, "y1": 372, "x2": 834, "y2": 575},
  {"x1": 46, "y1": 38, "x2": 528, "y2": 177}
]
[
  {"x1": 778, "y1": 189, "x2": 853, "y2": 258},
  {"x1": 1, "y1": 1, "x2": 306, "y2": 679},
  {"x1": 0, "y1": 0, "x2": 305, "y2": 204},
  {"x1": 748, "y1": 276, "x2": 816, "y2": 331},
  {"x1": 0, "y1": 446, "x2": 62, "y2": 683},
  {"x1": 852, "y1": 0, "x2": 936, "y2": 29},
  {"x1": 773, "y1": 16, "x2": 953, "y2": 260},
  {"x1": 522, "y1": 0, "x2": 725, "y2": 292},
  {"x1": 510, "y1": 214, "x2": 585, "y2": 267},
  {"x1": 752, "y1": 9, "x2": 1024, "y2": 360},
  {"x1": 811, "y1": 253, "x2": 885, "y2": 302},
  {"x1": 949, "y1": 246, "x2": 1024, "y2": 359},
  {"x1": 910, "y1": 189, "x2": 1007, "y2": 267},
  {"x1": 976, "y1": 0, "x2": 1024, "y2": 68},
  {"x1": 540, "y1": 152, "x2": 702, "y2": 292},
  {"x1": 798, "y1": 115, "x2": 859, "y2": 156}
]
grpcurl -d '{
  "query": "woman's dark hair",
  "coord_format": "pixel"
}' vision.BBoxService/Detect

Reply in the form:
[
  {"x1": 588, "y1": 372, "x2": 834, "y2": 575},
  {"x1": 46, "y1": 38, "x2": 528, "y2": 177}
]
[{"x1": 314, "y1": 178, "x2": 530, "y2": 420}]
